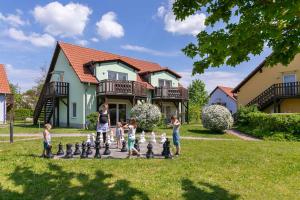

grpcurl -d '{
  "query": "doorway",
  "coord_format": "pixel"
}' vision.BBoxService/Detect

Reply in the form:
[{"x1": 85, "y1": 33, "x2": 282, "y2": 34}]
[{"x1": 108, "y1": 103, "x2": 127, "y2": 126}]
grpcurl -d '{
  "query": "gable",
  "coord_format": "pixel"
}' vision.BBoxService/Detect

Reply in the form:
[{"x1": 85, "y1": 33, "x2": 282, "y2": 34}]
[{"x1": 0, "y1": 64, "x2": 11, "y2": 94}]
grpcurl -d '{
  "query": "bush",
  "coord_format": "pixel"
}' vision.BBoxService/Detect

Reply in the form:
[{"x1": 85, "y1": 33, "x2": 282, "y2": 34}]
[
  {"x1": 130, "y1": 103, "x2": 161, "y2": 131},
  {"x1": 202, "y1": 105, "x2": 234, "y2": 132},
  {"x1": 235, "y1": 105, "x2": 259, "y2": 125},
  {"x1": 86, "y1": 112, "x2": 98, "y2": 130},
  {"x1": 14, "y1": 109, "x2": 33, "y2": 120}
]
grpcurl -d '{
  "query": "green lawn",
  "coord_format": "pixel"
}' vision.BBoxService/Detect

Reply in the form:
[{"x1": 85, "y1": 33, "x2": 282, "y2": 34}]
[{"x1": 0, "y1": 137, "x2": 299, "y2": 199}]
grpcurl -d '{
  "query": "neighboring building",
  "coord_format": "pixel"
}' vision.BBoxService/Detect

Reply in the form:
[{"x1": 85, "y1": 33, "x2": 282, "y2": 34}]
[
  {"x1": 0, "y1": 64, "x2": 12, "y2": 124},
  {"x1": 33, "y1": 42, "x2": 188, "y2": 128},
  {"x1": 233, "y1": 53, "x2": 300, "y2": 113},
  {"x1": 208, "y1": 86, "x2": 237, "y2": 114}
]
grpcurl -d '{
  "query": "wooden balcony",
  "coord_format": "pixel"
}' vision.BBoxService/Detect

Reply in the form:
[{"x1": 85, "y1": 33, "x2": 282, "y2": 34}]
[
  {"x1": 153, "y1": 87, "x2": 188, "y2": 100},
  {"x1": 45, "y1": 81, "x2": 69, "y2": 97},
  {"x1": 97, "y1": 80, "x2": 147, "y2": 98},
  {"x1": 247, "y1": 82, "x2": 300, "y2": 109}
]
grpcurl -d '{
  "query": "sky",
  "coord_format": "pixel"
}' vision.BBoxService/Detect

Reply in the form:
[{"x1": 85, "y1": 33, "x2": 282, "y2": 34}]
[{"x1": 0, "y1": 0, "x2": 272, "y2": 92}]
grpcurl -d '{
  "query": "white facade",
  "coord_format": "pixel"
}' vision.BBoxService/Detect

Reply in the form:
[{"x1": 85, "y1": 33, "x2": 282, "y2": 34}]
[
  {"x1": 209, "y1": 88, "x2": 237, "y2": 114},
  {"x1": 0, "y1": 95, "x2": 6, "y2": 124}
]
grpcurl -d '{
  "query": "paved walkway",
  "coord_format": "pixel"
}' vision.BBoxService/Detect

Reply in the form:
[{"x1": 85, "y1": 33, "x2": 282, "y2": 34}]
[{"x1": 226, "y1": 129, "x2": 261, "y2": 141}]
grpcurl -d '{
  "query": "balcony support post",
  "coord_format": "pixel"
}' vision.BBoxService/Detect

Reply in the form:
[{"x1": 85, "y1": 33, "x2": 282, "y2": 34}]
[{"x1": 57, "y1": 98, "x2": 60, "y2": 127}]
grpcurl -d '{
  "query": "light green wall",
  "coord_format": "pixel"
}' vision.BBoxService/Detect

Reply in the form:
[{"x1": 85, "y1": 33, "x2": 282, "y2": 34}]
[
  {"x1": 150, "y1": 71, "x2": 179, "y2": 87},
  {"x1": 83, "y1": 84, "x2": 97, "y2": 118},
  {"x1": 95, "y1": 62, "x2": 137, "y2": 81}
]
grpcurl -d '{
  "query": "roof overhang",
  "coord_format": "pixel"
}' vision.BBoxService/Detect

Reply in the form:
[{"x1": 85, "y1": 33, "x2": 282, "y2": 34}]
[{"x1": 85, "y1": 59, "x2": 140, "y2": 71}]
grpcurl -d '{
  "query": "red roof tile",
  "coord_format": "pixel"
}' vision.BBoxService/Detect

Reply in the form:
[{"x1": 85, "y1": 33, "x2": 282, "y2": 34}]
[
  {"x1": 58, "y1": 42, "x2": 181, "y2": 83},
  {"x1": 210, "y1": 86, "x2": 236, "y2": 101},
  {"x1": 0, "y1": 64, "x2": 11, "y2": 94}
]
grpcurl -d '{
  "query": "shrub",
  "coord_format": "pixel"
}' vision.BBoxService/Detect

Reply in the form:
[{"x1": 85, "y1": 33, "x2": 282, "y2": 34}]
[
  {"x1": 86, "y1": 112, "x2": 98, "y2": 130},
  {"x1": 235, "y1": 105, "x2": 259, "y2": 125},
  {"x1": 202, "y1": 105, "x2": 234, "y2": 132},
  {"x1": 130, "y1": 103, "x2": 161, "y2": 131},
  {"x1": 14, "y1": 109, "x2": 34, "y2": 120}
]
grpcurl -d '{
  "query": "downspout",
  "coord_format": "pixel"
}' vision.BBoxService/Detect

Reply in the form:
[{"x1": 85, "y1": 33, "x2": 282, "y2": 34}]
[{"x1": 84, "y1": 84, "x2": 88, "y2": 129}]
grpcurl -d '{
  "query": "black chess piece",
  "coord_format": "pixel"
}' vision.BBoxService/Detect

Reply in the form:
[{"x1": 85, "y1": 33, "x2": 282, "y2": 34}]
[
  {"x1": 45, "y1": 144, "x2": 54, "y2": 158},
  {"x1": 132, "y1": 139, "x2": 140, "y2": 155},
  {"x1": 121, "y1": 140, "x2": 127, "y2": 152},
  {"x1": 161, "y1": 140, "x2": 167, "y2": 156},
  {"x1": 73, "y1": 143, "x2": 81, "y2": 155},
  {"x1": 164, "y1": 139, "x2": 172, "y2": 159},
  {"x1": 94, "y1": 140, "x2": 101, "y2": 159},
  {"x1": 56, "y1": 142, "x2": 64, "y2": 156},
  {"x1": 146, "y1": 142, "x2": 154, "y2": 159},
  {"x1": 81, "y1": 141, "x2": 87, "y2": 159},
  {"x1": 65, "y1": 144, "x2": 73, "y2": 158},
  {"x1": 103, "y1": 143, "x2": 111, "y2": 155},
  {"x1": 87, "y1": 143, "x2": 93, "y2": 155}
]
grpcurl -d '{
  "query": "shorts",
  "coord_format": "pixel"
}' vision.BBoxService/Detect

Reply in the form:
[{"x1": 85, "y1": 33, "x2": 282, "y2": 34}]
[
  {"x1": 43, "y1": 141, "x2": 50, "y2": 149},
  {"x1": 97, "y1": 123, "x2": 109, "y2": 133},
  {"x1": 128, "y1": 138, "x2": 135, "y2": 150},
  {"x1": 173, "y1": 130, "x2": 180, "y2": 146}
]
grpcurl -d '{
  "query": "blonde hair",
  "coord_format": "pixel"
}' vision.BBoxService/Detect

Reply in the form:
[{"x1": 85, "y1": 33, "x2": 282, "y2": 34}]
[
  {"x1": 117, "y1": 122, "x2": 122, "y2": 128},
  {"x1": 100, "y1": 103, "x2": 109, "y2": 111},
  {"x1": 44, "y1": 123, "x2": 52, "y2": 130},
  {"x1": 171, "y1": 115, "x2": 177, "y2": 120}
]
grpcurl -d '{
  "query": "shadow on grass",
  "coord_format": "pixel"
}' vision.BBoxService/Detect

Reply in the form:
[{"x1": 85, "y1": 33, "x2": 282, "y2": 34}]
[
  {"x1": 187, "y1": 129, "x2": 224, "y2": 135},
  {"x1": 182, "y1": 179, "x2": 239, "y2": 200},
  {"x1": 0, "y1": 163, "x2": 149, "y2": 200}
]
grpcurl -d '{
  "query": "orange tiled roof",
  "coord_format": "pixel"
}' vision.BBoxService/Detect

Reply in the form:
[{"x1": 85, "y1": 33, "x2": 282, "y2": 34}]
[
  {"x1": 210, "y1": 86, "x2": 236, "y2": 101},
  {"x1": 0, "y1": 64, "x2": 11, "y2": 94},
  {"x1": 58, "y1": 42, "x2": 181, "y2": 83}
]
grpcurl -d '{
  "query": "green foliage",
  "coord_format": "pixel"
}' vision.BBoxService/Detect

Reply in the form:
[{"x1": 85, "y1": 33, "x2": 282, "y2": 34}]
[
  {"x1": 14, "y1": 109, "x2": 33, "y2": 120},
  {"x1": 86, "y1": 112, "x2": 98, "y2": 130},
  {"x1": 189, "y1": 104, "x2": 201, "y2": 123},
  {"x1": 173, "y1": 0, "x2": 300, "y2": 74},
  {"x1": 235, "y1": 105, "x2": 259, "y2": 125}
]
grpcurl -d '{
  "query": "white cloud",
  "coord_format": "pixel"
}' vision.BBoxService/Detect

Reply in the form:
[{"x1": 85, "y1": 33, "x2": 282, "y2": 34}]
[
  {"x1": 96, "y1": 12, "x2": 124, "y2": 39},
  {"x1": 91, "y1": 37, "x2": 99, "y2": 42},
  {"x1": 0, "y1": 11, "x2": 28, "y2": 27},
  {"x1": 179, "y1": 70, "x2": 244, "y2": 92},
  {"x1": 157, "y1": 1, "x2": 206, "y2": 36},
  {"x1": 7, "y1": 28, "x2": 55, "y2": 47},
  {"x1": 33, "y1": 2, "x2": 92, "y2": 37},
  {"x1": 76, "y1": 39, "x2": 89, "y2": 46},
  {"x1": 121, "y1": 44, "x2": 179, "y2": 57}
]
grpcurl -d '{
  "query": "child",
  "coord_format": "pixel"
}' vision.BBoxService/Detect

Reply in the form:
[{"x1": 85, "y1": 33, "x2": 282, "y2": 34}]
[
  {"x1": 42, "y1": 123, "x2": 52, "y2": 157},
  {"x1": 115, "y1": 122, "x2": 123, "y2": 149},
  {"x1": 171, "y1": 115, "x2": 181, "y2": 156},
  {"x1": 123, "y1": 118, "x2": 140, "y2": 158}
]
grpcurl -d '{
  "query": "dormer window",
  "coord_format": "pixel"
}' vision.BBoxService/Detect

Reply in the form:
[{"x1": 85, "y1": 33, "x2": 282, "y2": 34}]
[{"x1": 159, "y1": 79, "x2": 172, "y2": 88}]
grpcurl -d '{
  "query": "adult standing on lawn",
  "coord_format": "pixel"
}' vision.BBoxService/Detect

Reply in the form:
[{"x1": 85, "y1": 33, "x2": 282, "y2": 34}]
[{"x1": 97, "y1": 103, "x2": 110, "y2": 145}]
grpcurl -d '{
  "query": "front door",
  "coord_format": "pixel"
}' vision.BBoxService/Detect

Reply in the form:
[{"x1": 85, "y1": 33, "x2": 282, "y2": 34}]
[
  {"x1": 108, "y1": 104, "x2": 127, "y2": 126},
  {"x1": 283, "y1": 74, "x2": 296, "y2": 95}
]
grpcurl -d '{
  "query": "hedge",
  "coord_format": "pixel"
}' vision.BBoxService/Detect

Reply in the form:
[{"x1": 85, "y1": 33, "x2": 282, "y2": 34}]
[{"x1": 14, "y1": 109, "x2": 34, "y2": 120}]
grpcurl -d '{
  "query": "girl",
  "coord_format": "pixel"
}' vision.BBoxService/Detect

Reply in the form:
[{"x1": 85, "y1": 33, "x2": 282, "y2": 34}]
[
  {"x1": 171, "y1": 115, "x2": 181, "y2": 156},
  {"x1": 115, "y1": 122, "x2": 123, "y2": 149},
  {"x1": 124, "y1": 118, "x2": 140, "y2": 158},
  {"x1": 42, "y1": 123, "x2": 52, "y2": 157},
  {"x1": 97, "y1": 103, "x2": 110, "y2": 145}
]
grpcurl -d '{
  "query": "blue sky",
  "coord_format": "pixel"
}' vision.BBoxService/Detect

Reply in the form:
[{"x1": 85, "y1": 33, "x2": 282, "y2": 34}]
[{"x1": 0, "y1": 0, "x2": 271, "y2": 92}]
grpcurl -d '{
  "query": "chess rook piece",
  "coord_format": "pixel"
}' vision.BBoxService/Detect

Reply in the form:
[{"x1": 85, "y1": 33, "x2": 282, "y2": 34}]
[
  {"x1": 103, "y1": 143, "x2": 111, "y2": 155},
  {"x1": 121, "y1": 140, "x2": 128, "y2": 152},
  {"x1": 132, "y1": 139, "x2": 140, "y2": 156},
  {"x1": 87, "y1": 143, "x2": 93, "y2": 155},
  {"x1": 150, "y1": 132, "x2": 156, "y2": 143},
  {"x1": 80, "y1": 141, "x2": 87, "y2": 159},
  {"x1": 94, "y1": 140, "x2": 101, "y2": 158},
  {"x1": 56, "y1": 142, "x2": 64, "y2": 156},
  {"x1": 164, "y1": 139, "x2": 172, "y2": 159},
  {"x1": 160, "y1": 133, "x2": 167, "y2": 144},
  {"x1": 65, "y1": 144, "x2": 73, "y2": 159},
  {"x1": 73, "y1": 143, "x2": 81, "y2": 155},
  {"x1": 139, "y1": 131, "x2": 146, "y2": 143},
  {"x1": 146, "y1": 142, "x2": 154, "y2": 159},
  {"x1": 161, "y1": 140, "x2": 167, "y2": 156},
  {"x1": 45, "y1": 144, "x2": 54, "y2": 158}
]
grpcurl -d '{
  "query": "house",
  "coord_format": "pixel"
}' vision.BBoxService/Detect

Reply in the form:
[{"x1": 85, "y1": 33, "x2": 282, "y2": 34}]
[
  {"x1": 208, "y1": 86, "x2": 237, "y2": 114},
  {"x1": 233, "y1": 54, "x2": 300, "y2": 113},
  {"x1": 0, "y1": 64, "x2": 13, "y2": 124},
  {"x1": 33, "y1": 42, "x2": 188, "y2": 128}
]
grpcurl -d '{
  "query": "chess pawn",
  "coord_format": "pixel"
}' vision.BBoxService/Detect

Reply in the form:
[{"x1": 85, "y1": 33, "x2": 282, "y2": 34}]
[
  {"x1": 121, "y1": 140, "x2": 128, "y2": 152},
  {"x1": 45, "y1": 144, "x2": 54, "y2": 158},
  {"x1": 81, "y1": 141, "x2": 87, "y2": 159},
  {"x1": 65, "y1": 144, "x2": 73, "y2": 158},
  {"x1": 73, "y1": 143, "x2": 81, "y2": 155},
  {"x1": 103, "y1": 143, "x2": 111, "y2": 155},
  {"x1": 150, "y1": 132, "x2": 156, "y2": 143},
  {"x1": 56, "y1": 142, "x2": 64, "y2": 156},
  {"x1": 160, "y1": 133, "x2": 167, "y2": 144},
  {"x1": 139, "y1": 131, "x2": 146, "y2": 143},
  {"x1": 87, "y1": 143, "x2": 93, "y2": 155},
  {"x1": 164, "y1": 139, "x2": 172, "y2": 159},
  {"x1": 94, "y1": 140, "x2": 101, "y2": 159},
  {"x1": 146, "y1": 142, "x2": 154, "y2": 159}
]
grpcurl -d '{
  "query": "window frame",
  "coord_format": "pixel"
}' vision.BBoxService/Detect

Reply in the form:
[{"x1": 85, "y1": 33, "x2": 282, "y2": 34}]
[{"x1": 72, "y1": 102, "x2": 77, "y2": 118}]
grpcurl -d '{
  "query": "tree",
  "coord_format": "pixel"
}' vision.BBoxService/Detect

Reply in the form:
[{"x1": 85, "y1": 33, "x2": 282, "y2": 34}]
[
  {"x1": 188, "y1": 80, "x2": 209, "y2": 122},
  {"x1": 9, "y1": 83, "x2": 22, "y2": 109},
  {"x1": 173, "y1": 0, "x2": 300, "y2": 74}
]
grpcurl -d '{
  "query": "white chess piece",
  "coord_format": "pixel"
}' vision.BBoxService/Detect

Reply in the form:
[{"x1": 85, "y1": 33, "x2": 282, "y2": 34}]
[
  {"x1": 86, "y1": 134, "x2": 91, "y2": 144},
  {"x1": 91, "y1": 133, "x2": 96, "y2": 146},
  {"x1": 150, "y1": 132, "x2": 156, "y2": 143},
  {"x1": 139, "y1": 131, "x2": 146, "y2": 143},
  {"x1": 160, "y1": 133, "x2": 166, "y2": 144},
  {"x1": 107, "y1": 134, "x2": 111, "y2": 145},
  {"x1": 110, "y1": 130, "x2": 115, "y2": 142}
]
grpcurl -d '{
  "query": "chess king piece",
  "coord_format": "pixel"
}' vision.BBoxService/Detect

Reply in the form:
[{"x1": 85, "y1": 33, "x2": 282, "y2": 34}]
[
  {"x1": 65, "y1": 144, "x2": 73, "y2": 159},
  {"x1": 121, "y1": 140, "x2": 128, "y2": 152},
  {"x1": 164, "y1": 139, "x2": 172, "y2": 159},
  {"x1": 45, "y1": 144, "x2": 54, "y2": 158},
  {"x1": 87, "y1": 142, "x2": 93, "y2": 155},
  {"x1": 139, "y1": 131, "x2": 146, "y2": 143},
  {"x1": 91, "y1": 133, "x2": 96, "y2": 147},
  {"x1": 161, "y1": 140, "x2": 167, "y2": 156},
  {"x1": 94, "y1": 140, "x2": 101, "y2": 158},
  {"x1": 160, "y1": 133, "x2": 167, "y2": 144},
  {"x1": 146, "y1": 142, "x2": 154, "y2": 159},
  {"x1": 73, "y1": 142, "x2": 81, "y2": 155},
  {"x1": 81, "y1": 141, "x2": 87, "y2": 159},
  {"x1": 56, "y1": 142, "x2": 64, "y2": 156},
  {"x1": 103, "y1": 143, "x2": 111, "y2": 155},
  {"x1": 150, "y1": 132, "x2": 156, "y2": 143}
]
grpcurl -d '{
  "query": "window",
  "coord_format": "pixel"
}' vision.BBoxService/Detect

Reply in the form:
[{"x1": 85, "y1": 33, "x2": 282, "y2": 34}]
[
  {"x1": 72, "y1": 103, "x2": 77, "y2": 118},
  {"x1": 283, "y1": 74, "x2": 296, "y2": 83},
  {"x1": 158, "y1": 79, "x2": 172, "y2": 87},
  {"x1": 108, "y1": 71, "x2": 128, "y2": 80}
]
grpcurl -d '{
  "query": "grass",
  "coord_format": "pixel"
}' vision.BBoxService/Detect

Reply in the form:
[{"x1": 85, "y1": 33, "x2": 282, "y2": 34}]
[{"x1": 0, "y1": 137, "x2": 300, "y2": 199}]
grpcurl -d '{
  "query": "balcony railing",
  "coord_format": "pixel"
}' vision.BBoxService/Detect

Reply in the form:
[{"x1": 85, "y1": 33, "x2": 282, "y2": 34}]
[
  {"x1": 97, "y1": 80, "x2": 147, "y2": 97},
  {"x1": 45, "y1": 81, "x2": 69, "y2": 97},
  {"x1": 153, "y1": 87, "x2": 188, "y2": 100},
  {"x1": 247, "y1": 82, "x2": 300, "y2": 109}
]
